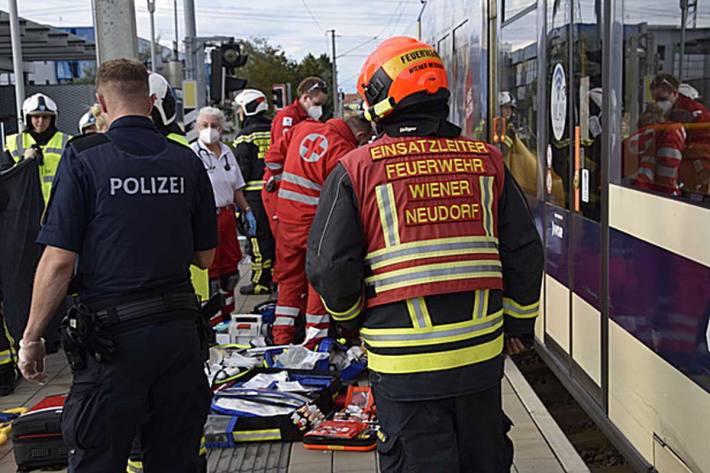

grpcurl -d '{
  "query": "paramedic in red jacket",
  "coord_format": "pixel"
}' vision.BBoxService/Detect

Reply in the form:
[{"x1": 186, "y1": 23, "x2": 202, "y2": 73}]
[
  {"x1": 272, "y1": 115, "x2": 372, "y2": 348},
  {"x1": 651, "y1": 73, "x2": 710, "y2": 193},
  {"x1": 262, "y1": 77, "x2": 329, "y2": 236}
]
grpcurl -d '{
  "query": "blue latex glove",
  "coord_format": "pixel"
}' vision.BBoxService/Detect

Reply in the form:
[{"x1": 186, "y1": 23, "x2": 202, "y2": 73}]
[{"x1": 245, "y1": 210, "x2": 257, "y2": 237}]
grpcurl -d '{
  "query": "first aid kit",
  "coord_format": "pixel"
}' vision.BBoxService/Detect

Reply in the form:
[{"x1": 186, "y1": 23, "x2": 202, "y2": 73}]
[
  {"x1": 303, "y1": 386, "x2": 377, "y2": 452},
  {"x1": 229, "y1": 313, "x2": 264, "y2": 345}
]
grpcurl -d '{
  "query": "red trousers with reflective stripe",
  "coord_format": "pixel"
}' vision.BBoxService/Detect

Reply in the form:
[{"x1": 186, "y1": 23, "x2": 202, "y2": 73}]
[
  {"x1": 209, "y1": 208, "x2": 242, "y2": 324},
  {"x1": 210, "y1": 208, "x2": 242, "y2": 278},
  {"x1": 273, "y1": 221, "x2": 329, "y2": 348}
]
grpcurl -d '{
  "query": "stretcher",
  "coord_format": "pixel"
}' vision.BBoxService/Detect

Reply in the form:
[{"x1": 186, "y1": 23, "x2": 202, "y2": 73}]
[{"x1": 207, "y1": 368, "x2": 341, "y2": 446}]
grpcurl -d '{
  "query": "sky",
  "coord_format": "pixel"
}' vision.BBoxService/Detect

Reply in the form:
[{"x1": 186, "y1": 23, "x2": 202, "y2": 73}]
[{"x1": 4, "y1": 0, "x2": 424, "y2": 92}]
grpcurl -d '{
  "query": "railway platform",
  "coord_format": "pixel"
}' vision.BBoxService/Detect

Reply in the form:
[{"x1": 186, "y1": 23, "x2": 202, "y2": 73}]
[{"x1": 0, "y1": 269, "x2": 589, "y2": 473}]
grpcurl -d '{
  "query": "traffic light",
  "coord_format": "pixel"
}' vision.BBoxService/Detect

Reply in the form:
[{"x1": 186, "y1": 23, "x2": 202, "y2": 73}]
[
  {"x1": 210, "y1": 41, "x2": 248, "y2": 104},
  {"x1": 272, "y1": 83, "x2": 286, "y2": 110}
]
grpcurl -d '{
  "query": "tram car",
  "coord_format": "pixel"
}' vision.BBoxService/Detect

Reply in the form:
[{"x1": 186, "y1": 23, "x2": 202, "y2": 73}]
[{"x1": 420, "y1": 0, "x2": 710, "y2": 471}]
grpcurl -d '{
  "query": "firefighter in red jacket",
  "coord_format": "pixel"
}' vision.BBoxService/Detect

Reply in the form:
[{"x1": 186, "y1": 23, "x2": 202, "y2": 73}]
[
  {"x1": 307, "y1": 37, "x2": 544, "y2": 472},
  {"x1": 263, "y1": 77, "x2": 329, "y2": 236},
  {"x1": 272, "y1": 115, "x2": 372, "y2": 347}
]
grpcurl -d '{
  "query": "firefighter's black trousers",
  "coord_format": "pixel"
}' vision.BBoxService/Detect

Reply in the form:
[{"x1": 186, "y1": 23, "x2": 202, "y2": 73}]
[
  {"x1": 373, "y1": 381, "x2": 513, "y2": 473},
  {"x1": 245, "y1": 190, "x2": 275, "y2": 288}
]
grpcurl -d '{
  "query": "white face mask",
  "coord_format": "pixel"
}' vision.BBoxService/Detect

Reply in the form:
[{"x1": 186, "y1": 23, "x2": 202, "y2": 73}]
[
  {"x1": 199, "y1": 127, "x2": 220, "y2": 145},
  {"x1": 307, "y1": 104, "x2": 323, "y2": 120},
  {"x1": 656, "y1": 99, "x2": 673, "y2": 115}
]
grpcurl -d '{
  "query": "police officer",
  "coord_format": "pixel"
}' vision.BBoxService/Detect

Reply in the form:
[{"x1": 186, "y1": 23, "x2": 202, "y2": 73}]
[
  {"x1": 233, "y1": 89, "x2": 275, "y2": 295},
  {"x1": 2, "y1": 93, "x2": 71, "y2": 202},
  {"x1": 17, "y1": 59, "x2": 216, "y2": 472},
  {"x1": 307, "y1": 37, "x2": 544, "y2": 472}
]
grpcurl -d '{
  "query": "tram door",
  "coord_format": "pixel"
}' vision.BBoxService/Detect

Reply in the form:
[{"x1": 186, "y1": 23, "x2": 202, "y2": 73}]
[{"x1": 542, "y1": 0, "x2": 604, "y2": 403}]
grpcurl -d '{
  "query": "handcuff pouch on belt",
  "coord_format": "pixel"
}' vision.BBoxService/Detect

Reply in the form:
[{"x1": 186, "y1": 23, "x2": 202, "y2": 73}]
[{"x1": 60, "y1": 303, "x2": 117, "y2": 371}]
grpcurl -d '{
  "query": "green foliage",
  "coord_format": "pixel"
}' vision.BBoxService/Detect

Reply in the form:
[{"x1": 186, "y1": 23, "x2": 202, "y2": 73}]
[{"x1": 237, "y1": 38, "x2": 333, "y2": 118}]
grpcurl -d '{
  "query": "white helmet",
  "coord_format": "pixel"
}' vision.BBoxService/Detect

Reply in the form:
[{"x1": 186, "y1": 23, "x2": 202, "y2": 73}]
[
  {"x1": 679, "y1": 83, "x2": 700, "y2": 101},
  {"x1": 22, "y1": 93, "x2": 58, "y2": 128},
  {"x1": 149, "y1": 72, "x2": 177, "y2": 126},
  {"x1": 498, "y1": 91, "x2": 516, "y2": 108},
  {"x1": 78, "y1": 111, "x2": 97, "y2": 134},
  {"x1": 234, "y1": 89, "x2": 268, "y2": 117}
]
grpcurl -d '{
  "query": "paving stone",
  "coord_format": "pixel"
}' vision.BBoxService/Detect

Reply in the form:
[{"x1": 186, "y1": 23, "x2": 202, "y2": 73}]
[
  {"x1": 333, "y1": 450, "x2": 377, "y2": 472},
  {"x1": 515, "y1": 458, "x2": 566, "y2": 473}
]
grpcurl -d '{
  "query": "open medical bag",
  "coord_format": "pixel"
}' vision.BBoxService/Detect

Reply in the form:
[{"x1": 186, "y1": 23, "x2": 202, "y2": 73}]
[
  {"x1": 303, "y1": 386, "x2": 377, "y2": 452},
  {"x1": 12, "y1": 394, "x2": 69, "y2": 472},
  {"x1": 205, "y1": 368, "x2": 341, "y2": 447}
]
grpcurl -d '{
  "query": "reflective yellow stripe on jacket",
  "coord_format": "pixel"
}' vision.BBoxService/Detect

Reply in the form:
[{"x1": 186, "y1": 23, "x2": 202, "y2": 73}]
[
  {"x1": 167, "y1": 132, "x2": 189, "y2": 146},
  {"x1": 361, "y1": 292, "x2": 504, "y2": 374},
  {"x1": 245, "y1": 180, "x2": 264, "y2": 191},
  {"x1": 502, "y1": 297, "x2": 540, "y2": 319},
  {"x1": 366, "y1": 334, "x2": 504, "y2": 374},
  {"x1": 323, "y1": 295, "x2": 363, "y2": 322},
  {"x1": 233, "y1": 130, "x2": 271, "y2": 159}
]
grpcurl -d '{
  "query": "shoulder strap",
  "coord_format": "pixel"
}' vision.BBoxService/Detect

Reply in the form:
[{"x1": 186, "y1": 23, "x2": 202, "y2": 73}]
[{"x1": 68, "y1": 132, "x2": 111, "y2": 153}]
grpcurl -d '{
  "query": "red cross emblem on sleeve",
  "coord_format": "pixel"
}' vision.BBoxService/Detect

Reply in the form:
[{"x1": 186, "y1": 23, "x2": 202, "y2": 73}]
[{"x1": 299, "y1": 133, "x2": 329, "y2": 162}]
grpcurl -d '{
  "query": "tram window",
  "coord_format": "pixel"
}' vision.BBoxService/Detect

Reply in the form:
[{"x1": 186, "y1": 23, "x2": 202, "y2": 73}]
[
  {"x1": 545, "y1": 0, "x2": 571, "y2": 209},
  {"x1": 502, "y1": 0, "x2": 536, "y2": 25},
  {"x1": 450, "y1": 22, "x2": 471, "y2": 133},
  {"x1": 621, "y1": 0, "x2": 710, "y2": 204},
  {"x1": 544, "y1": 0, "x2": 603, "y2": 220},
  {"x1": 574, "y1": 1, "x2": 603, "y2": 221},
  {"x1": 499, "y1": 7, "x2": 540, "y2": 198}
]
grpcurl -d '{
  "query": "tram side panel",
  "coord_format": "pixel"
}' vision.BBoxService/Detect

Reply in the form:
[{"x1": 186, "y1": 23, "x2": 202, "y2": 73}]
[
  {"x1": 422, "y1": 0, "x2": 710, "y2": 471},
  {"x1": 608, "y1": 186, "x2": 710, "y2": 473}
]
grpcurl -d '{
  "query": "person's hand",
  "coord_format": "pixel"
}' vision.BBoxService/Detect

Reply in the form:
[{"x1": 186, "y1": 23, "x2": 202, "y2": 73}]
[
  {"x1": 18, "y1": 338, "x2": 47, "y2": 384},
  {"x1": 505, "y1": 337, "x2": 527, "y2": 356},
  {"x1": 245, "y1": 210, "x2": 257, "y2": 237},
  {"x1": 23, "y1": 148, "x2": 39, "y2": 160}
]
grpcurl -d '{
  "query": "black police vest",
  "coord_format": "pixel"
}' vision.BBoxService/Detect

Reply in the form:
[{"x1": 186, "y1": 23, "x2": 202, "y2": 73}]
[{"x1": 70, "y1": 133, "x2": 204, "y2": 297}]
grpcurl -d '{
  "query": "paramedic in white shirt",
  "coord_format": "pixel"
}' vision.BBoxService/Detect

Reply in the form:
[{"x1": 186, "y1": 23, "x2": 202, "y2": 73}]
[{"x1": 191, "y1": 106, "x2": 256, "y2": 321}]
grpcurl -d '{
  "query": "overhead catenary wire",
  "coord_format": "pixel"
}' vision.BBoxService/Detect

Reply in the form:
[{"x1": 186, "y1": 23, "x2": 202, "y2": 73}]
[
  {"x1": 333, "y1": 0, "x2": 413, "y2": 59},
  {"x1": 336, "y1": 35, "x2": 378, "y2": 59},
  {"x1": 301, "y1": 0, "x2": 325, "y2": 33}
]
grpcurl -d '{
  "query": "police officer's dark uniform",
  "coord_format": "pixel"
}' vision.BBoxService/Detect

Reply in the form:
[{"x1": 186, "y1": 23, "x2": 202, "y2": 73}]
[
  {"x1": 233, "y1": 97, "x2": 274, "y2": 295},
  {"x1": 307, "y1": 38, "x2": 544, "y2": 472},
  {"x1": 37, "y1": 112, "x2": 216, "y2": 471}
]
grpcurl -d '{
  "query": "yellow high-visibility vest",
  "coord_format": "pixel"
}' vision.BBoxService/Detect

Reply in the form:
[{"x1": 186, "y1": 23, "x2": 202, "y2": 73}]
[{"x1": 5, "y1": 131, "x2": 71, "y2": 203}]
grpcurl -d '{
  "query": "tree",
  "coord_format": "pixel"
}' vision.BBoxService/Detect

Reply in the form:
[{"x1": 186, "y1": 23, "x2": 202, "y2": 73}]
[{"x1": 238, "y1": 38, "x2": 296, "y2": 112}]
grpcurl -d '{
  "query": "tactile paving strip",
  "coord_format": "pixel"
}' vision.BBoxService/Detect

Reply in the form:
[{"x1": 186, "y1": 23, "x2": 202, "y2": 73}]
[{"x1": 207, "y1": 442, "x2": 291, "y2": 473}]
